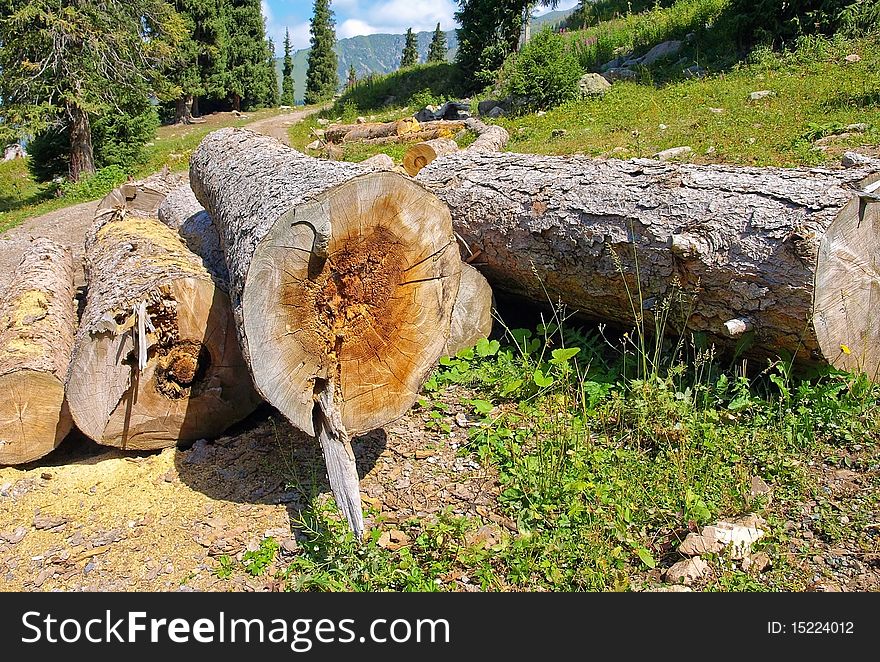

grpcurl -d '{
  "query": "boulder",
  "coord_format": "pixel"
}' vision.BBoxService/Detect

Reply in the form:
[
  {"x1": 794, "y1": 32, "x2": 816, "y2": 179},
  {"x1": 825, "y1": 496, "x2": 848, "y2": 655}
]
[
  {"x1": 3, "y1": 144, "x2": 25, "y2": 161},
  {"x1": 749, "y1": 90, "x2": 775, "y2": 101},
  {"x1": 665, "y1": 557, "x2": 709, "y2": 585},
  {"x1": 639, "y1": 40, "x2": 682, "y2": 66},
  {"x1": 478, "y1": 99, "x2": 503, "y2": 116},
  {"x1": 602, "y1": 67, "x2": 638, "y2": 83},
  {"x1": 579, "y1": 73, "x2": 612, "y2": 98},
  {"x1": 487, "y1": 106, "x2": 506, "y2": 119},
  {"x1": 654, "y1": 146, "x2": 692, "y2": 161}
]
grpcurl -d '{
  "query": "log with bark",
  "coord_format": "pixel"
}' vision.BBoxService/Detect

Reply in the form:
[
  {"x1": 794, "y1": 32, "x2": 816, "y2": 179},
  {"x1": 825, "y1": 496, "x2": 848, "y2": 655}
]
[
  {"x1": 65, "y1": 182, "x2": 261, "y2": 450},
  {"x1": 324, "y1": 117, "x2": 421, "y2": 144},
  {"x1": 158, "y1": 183, "x2": 228, "y2": 281},
  {"x1": 0, "y1": 239, "x2": 76, "y2": 464},
  {"x1": 358, "y1": 128, "x2": 457, "y2": 147},
  {"x1": 463, "y1": 118, "x2": 510, "y2": 153},
  {"x1": 190, "y1": 128, "x2": 462, "y2": 535},
  {"x1": 403, "y1": 138, "x2": 459, "y2": 177},
  {"x1": 418, "y1": 152, "x2": 880, "y2": 375},
  {"x1": 446, "y1": 263, "x2": 494, "y2": 357}
]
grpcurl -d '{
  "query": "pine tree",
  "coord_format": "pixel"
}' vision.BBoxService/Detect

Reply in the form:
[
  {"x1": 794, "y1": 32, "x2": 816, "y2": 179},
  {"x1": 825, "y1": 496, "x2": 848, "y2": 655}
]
[
  {"x1": 400, "y1": 27, "x2": 419, "y2": 69},
  {"x1": 427, "y1": 22, "x2": 448, "y2": 63},
  {"x1": 223, "y1": 0, "x2": 278, "y2": 110},
  {"x1": 305, "y1": 0, "x2": 339, "y2": 105},
  {"x1": 0, "y1": 0, "x2": 183, "y2": 182},
  {"x1": 346, "y1": 64, "x2": 357, "y2": 89},
  {"x1": 455, "y1": 1, "x2": 558, "y2": 89},
  {"x1": 167, "y1": 0, "x2": 228, "y2": 123},
  {"x1": 281, "y1": 28, "x2": 296, "y2": 106}
]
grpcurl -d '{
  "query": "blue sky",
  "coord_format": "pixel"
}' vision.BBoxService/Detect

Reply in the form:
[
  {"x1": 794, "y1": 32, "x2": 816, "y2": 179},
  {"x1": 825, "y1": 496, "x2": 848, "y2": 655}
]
[{"x1": 261, "y1": 1, "x2": 580, "y2": 54}]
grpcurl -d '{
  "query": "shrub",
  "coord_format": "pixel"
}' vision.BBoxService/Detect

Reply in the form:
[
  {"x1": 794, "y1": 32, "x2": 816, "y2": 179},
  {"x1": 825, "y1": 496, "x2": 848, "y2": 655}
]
[
  {"x1": 58, "y1": 165, "x2": 128, "y2": 202},
  {"x1": 501, "y1": 29, "x2": 583, "y2": 112}
]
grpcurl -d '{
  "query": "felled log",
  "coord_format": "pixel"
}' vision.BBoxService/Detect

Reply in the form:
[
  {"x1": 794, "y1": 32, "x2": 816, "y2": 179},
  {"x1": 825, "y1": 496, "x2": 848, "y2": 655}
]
[
  {"x1": 463, "y1": 118, "x2": 510, "y2": 153},
  {"x1": 360, "y1": 153, "x2": 396, "y2": 170},
  {"x1": 446, "y1": 263, "x2": 494, "y2": 357},
  {"x1": 0, "y1": 239, "x2": 75, "y2": 464},
  {"x1": 324, "y1": 117, "x2": 420, "y2": 144},
  {"x1": 190, "y1": 128, "x2": 461, "y2": 535},
  {"x1": 158, "y1": 184, "x2": 228, "y2": 281},
  {"x1": 403, "y1": 138, "x2": 459, "y2": 177},
  {"x1": 65, "y1": 183, "x2": 261, "y2": 450},
  {"x1": 418, "y1": 152, "x2": 880, "y2": 374},
  {"x1": 360, "y1": 128, "x2": 454, "y2": 146}
]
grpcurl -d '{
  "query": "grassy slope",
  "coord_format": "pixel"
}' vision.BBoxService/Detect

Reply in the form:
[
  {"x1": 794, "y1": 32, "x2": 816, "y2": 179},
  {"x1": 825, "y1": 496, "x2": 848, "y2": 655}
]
[{"x1": 0, "y1": 107, "x2": 281, "y2": 234}]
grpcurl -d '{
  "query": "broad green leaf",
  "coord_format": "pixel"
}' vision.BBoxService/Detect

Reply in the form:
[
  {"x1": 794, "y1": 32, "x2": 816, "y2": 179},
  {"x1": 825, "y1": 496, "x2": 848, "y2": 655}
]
[{"x1": 533, "y1": 369, "x2": 554, "y2": 388}]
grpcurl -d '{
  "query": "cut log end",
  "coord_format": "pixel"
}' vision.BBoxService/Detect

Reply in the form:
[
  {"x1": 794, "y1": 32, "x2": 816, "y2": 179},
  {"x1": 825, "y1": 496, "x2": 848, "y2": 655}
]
[
  {"x1": 243, "y1": 171, "x2": 460, "y2": 437},
  {"x1": 0, "y1": 371, "x2": 71, "y2": 465},
  {"x1": 814, "y1": 176, "x2": 880, "y2": 377},
  {"x1": 403, "y1": 138, "x2": 459, "y2": 176}
]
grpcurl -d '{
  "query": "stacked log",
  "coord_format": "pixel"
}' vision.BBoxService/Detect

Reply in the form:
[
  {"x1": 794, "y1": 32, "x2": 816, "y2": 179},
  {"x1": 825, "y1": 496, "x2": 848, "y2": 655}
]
[
  {"x1": 190, "y1": 128, "x2": 462, "y2": 535},
  {"x1": 402, "y1": 118, "x2": 511, "y2": 176},
  {"x1": 418, "y1": 152, "x2": 880, "y2": 375},
  {"x1": 0, "y1": 239, "x2": 76, "y2": 464},
  {"x1": 65, "y1": 182, "x2": 261, "y2": 450}
]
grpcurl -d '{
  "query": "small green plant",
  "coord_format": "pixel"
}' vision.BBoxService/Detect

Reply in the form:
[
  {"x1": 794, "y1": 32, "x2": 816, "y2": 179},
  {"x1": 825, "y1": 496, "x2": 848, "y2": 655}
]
[
  {"x1": 242, "y1": 537, "x2": 280, "y2": 576},
  {"x1": 214, "y1": 554, "x2": 235, "y2": 579}
]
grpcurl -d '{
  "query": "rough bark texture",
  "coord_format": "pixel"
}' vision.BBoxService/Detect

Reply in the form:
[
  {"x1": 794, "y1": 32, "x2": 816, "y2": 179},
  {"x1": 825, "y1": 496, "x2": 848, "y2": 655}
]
[
  {"x1": 446, "y1": 263, "x2": 494, "y2": 357},
  {"x1": 359, "y1": 128, "x2": 454, "y2": 146},
  {"x1": 67, "y1": 103, "x2": 95, "y2": 182},
  {"x1": 66, "y1": 182, "x2": 261, "y2": 450},
  {"x1": 403, "y1": 138, "x2": 459, "y2": 177},
  {"x1": 418, "y1": 152, "x2": 880, "y2": 373},
  {"x1": 0, "y1": 239, "x2": 76, "y2": 464},
  {"x1": 158, "y1": 184, "x2": 228, "y2": 282}
]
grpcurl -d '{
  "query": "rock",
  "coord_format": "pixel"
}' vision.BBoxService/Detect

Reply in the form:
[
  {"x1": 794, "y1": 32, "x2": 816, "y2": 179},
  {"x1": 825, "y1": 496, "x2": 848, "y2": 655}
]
[
  {"x1": 706, "y1": 146, "x2": 716, "y2": 154},
  {"x1": 4, "y1": 144, "x2": 25, "y2": 161},
  {"x1": 665, "y1": 556, "x2": 709, "y2": 585},
  {"x1": 844, "y1": 54, "x2": 861, "y2": 63},
  {"x1": 182, "y1": 438, "x2": 213, "y2": 465},
  {"x1": 639, "y1": 40, "x2": 683, "y2": 66},
  {"x1": 316, "y1": 118, "x2": 330, "y2": 126},
  {"x1": 654, "y1": 146, "x2": 692, "y2": 161},
  {"x1": 685, "y1": 32, "x2": 696, "y2": 43},
  {"x1": 0, "y1": 526, "x2": 27, "y2": 544},
  {"x1": 310, "y1": 128, "x2": 325, "y2": 139},
  {"x1": 579, "y1": 73, "x2": 612, "y2": 98},
  {"x1": 454, "y1": 412, "x2": 469, "y2": 428},
  {"x1": 700, "y1": 517, "x2": 764, "y2": 559},
  {"x1": 0, "y1": 482, "x2": 11, "y2": 497},
  {"x1": 465, "y1": 524, "x2": 503, "y2": 549},
  {"x1": 843, "y1": 122, "x2": 869, "y2": 133},
  {"x1": 602, "y1": 67, "x2": 638, "y2": 83},
  {"x1": 647, "y1": 584, "x2": 693, "y2": 592},
  {"x1": 487, "y1": 105, "x2": 506, "y2": 119},
  {"x1": 33, "y1": 514, "x2": 68, "y2": 531},
  {"x1": 749, "y1": 90, "x2": 775, "y2": 101},
  {"x1": 536, "y1": 110, "x2": 547, "y2": 117},
  {"x1": 742, "y1": 551, "x2": 771, "y2": 573},
  {"x1": 551, "y1": 129, "x2": 568, "y2": 138},
  {"x1": 305, "y1": 140, "x2": 322, "y2": 151},
  {"x1": 708, "y1": 107, "x2": 725, "y2": 114},
  {"x1": 749, "y1": 476, "x2": 772, "y2": 503},
  {"x1": 280, "y1": 537, "x2": 299, "y2": 554},
  {"x1": 679, "y1": 532, "x2": 724, "y2": 556},
  {"x1": 659, "y1": 123, "x2": 667, "y2": 130},
  {"x1": 599, "y1": 56, "x2": 624, "y2": 72},
  {"x1": 684, "y1": 65, "x2": 707, "y2": 78},
  {"x1": 356, "y1": 116, "x2": 367, "y2": 124},
  {"x1": 478, "y1": 99, "x2": 502, "y2": 116},
  {"x1": 377, "y1": 529, "x2": 410, "y2": 551}
]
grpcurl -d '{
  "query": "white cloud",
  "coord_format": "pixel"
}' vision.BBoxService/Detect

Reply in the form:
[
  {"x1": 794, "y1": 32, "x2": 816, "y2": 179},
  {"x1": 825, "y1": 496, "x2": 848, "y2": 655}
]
[{"x1": 337, "y1": 19, "x2": 384, "y2": 39}]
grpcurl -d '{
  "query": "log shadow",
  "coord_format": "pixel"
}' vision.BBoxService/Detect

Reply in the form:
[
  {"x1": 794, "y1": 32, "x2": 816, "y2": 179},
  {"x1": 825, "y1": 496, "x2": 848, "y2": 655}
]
[{"x1": 173, "y1": 404, "x2": 386, "y2": 536}]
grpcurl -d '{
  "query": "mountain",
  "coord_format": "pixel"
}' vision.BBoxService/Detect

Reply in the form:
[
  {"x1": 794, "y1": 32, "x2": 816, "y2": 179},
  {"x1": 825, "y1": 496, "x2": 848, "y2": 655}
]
[{"x1": 276, "y1": 8, "x2": 576, "y2": 104}]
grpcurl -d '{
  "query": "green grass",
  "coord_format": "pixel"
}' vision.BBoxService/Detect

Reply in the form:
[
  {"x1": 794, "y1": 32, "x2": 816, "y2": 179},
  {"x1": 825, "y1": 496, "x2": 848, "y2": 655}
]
[
  {"x1": 0, "y1": 107, "x2": 283, "y2": 234},
  {"x1": 499, "y1": 33, "x2": 880, "y2": 166}
]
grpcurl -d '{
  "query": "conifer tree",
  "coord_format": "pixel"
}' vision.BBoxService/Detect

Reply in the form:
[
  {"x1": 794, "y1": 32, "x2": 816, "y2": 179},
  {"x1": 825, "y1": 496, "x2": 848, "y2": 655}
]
[
  {"x1": 224, "y1": 0, "x2": 278, "y2": 110},
  {"x1": 400, "y1": 27, "x2": 419, "y2": 68},
  {"x1": 346, "y1": 64, "x2": 357, "y2": 89},
  {"x1": 427, "y1": 22, "x2": 448, "y2": 63},
  {"x1": 281, "y1": 28, "x2": 296, "y2": 106},
  {"x1": 305, "y1": 0, "x2": 339, "y2": 104}
]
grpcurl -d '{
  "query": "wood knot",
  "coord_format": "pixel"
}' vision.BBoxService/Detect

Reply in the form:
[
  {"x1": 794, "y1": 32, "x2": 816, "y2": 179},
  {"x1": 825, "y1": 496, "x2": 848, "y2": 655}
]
[{"x1": 155, "y1": 341, "x2": 210, "y2": 398}]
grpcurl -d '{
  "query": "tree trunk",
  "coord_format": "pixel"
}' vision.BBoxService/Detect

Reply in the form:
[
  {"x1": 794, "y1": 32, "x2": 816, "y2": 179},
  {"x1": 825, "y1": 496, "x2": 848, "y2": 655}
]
[
  {"x1": 403, "y1": 138, "x2": 459, "y2": 176},
  {"x1": 232, "y1": 93, "x2": 241, "y2": 112},
  {"x1": 0, "y1": 239, "x2": 76, "y2": 464},
  {"x1": 67, "y1": 103, "x2": 95, "y2": 182},
  {"x1": 446, "y1": 263, "x2": 494, "y2": 357},
  {"x1": 65, "y1": 181, "x2": 261, "y2": 451},
  {"x1": 418, "y1": 152, "x2": 880, "y2": 375},
  {"x1": 190, "y1": 128, "x2": 461, "y2": 534},
  {"x1": 157, "y1": 183, "x2": 228, "y2": 282},
  {"x1": 463, "y1": 117, "x2": 510, "y2": 153},
  {"x1": 324, "y1": 118, "x2": 420, "y2": 144},
  {"x1": 192, "y1": 96, "x2": 200, "y2": 118}
]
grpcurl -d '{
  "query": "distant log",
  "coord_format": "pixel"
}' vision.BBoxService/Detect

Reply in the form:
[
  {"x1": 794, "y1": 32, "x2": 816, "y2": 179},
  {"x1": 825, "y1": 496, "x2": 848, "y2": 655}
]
[
  {"x1": 360, "y1": 128, "x2": 454, "y2": 146},
  {"x1": 463, "y1": 118, "x2": 510, "y2": 153},
  {"x1": 0, "y1": 239, "x2": 75, "y2": 464},
  {"x1": 418, "y1": 152, "x2": 880, "y2": 374},
  {"x1": 65, "y1": 183, "x2": 261, "y2": 450},
  {"x1": 324, "y1": 117, "x2": 420, "y2": 144},
  {"x1": 403, "y1": 138, "x2": 459, "y2": 177},
  {"x1": 190, "y1": 128, "x2": 461, "y2": 535}
]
